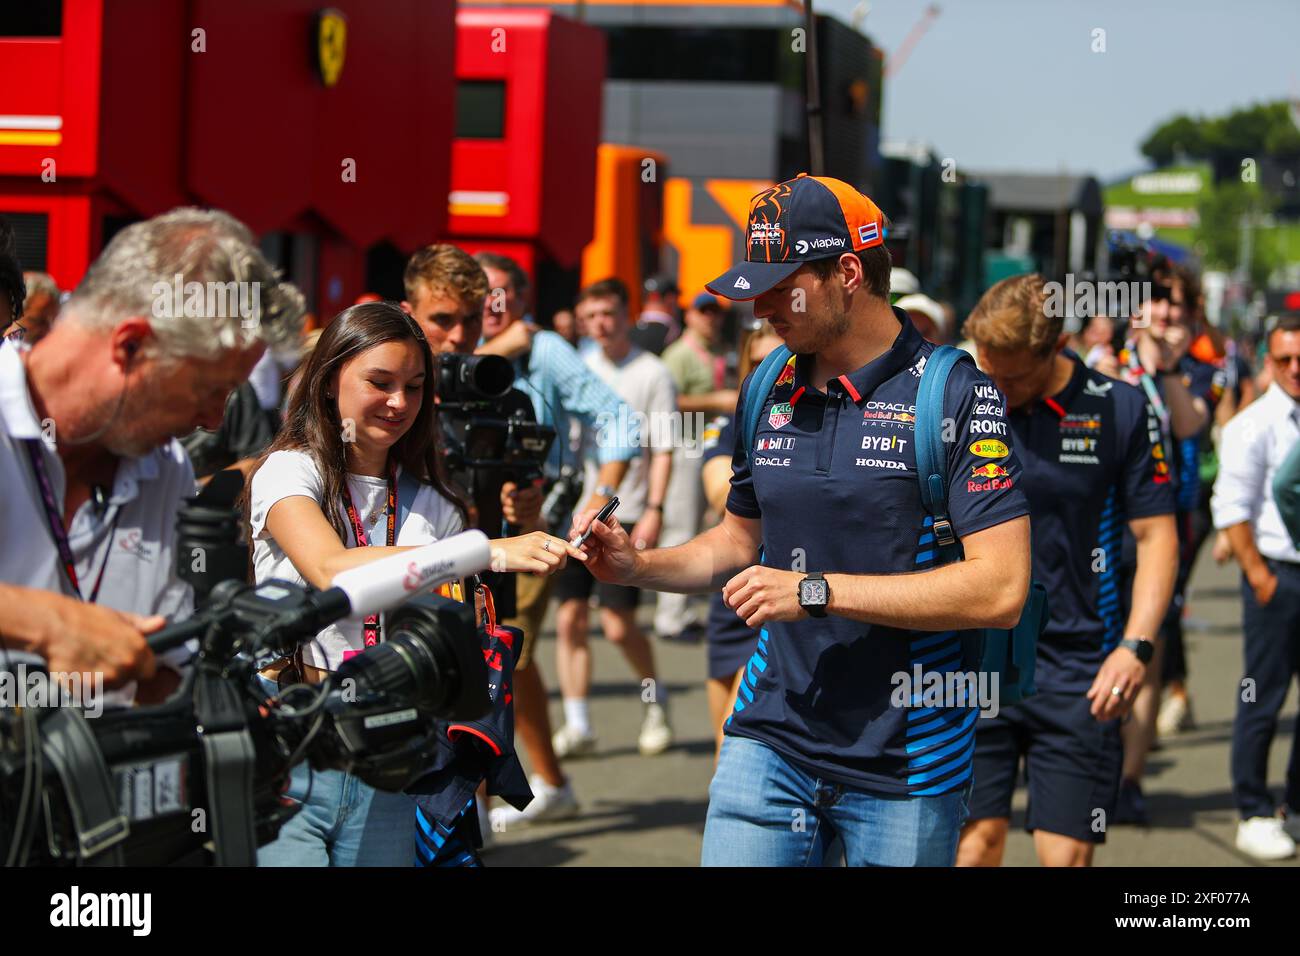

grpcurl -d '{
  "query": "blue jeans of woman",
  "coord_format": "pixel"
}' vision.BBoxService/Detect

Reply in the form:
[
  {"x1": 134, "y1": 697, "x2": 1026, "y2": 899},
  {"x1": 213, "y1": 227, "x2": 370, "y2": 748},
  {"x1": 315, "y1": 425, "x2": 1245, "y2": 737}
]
[{"x1": 256, "y1": 677, "x2": 416, "y2": 866}]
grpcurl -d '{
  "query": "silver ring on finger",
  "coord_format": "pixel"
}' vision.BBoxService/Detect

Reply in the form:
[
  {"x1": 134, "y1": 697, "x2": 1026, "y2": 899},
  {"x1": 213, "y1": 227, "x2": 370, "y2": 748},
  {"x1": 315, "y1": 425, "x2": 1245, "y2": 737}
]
[
  {"x1": 1110, "y1": 685, "x2": 1123, "y2": 697},
  {"x1": 543, "y1": 539, "x2": 551, "y2": 553}
]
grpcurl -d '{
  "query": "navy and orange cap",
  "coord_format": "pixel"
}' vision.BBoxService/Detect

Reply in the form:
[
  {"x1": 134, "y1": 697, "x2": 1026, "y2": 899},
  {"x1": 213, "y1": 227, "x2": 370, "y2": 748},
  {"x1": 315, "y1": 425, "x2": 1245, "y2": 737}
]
[{"x1": 706, "y1": 173, "x2": 887, "y2": 301}]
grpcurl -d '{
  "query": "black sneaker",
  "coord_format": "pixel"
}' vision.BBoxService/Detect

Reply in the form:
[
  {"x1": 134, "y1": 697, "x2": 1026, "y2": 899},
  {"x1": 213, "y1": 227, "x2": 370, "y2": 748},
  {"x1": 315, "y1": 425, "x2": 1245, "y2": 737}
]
[{"x1": 1113, "y1": 778, "x2": 1149, "y2": 826}]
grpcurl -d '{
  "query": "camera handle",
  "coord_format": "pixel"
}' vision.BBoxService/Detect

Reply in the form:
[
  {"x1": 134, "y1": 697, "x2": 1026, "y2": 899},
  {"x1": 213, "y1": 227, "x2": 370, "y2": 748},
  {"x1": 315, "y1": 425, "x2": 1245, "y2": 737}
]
[
  {"x1": 37, "y1": 708, "x2": 128, "y2": 864},
  {"x1": 194, "y1": 670, "x2": 258, "y2": 866}
]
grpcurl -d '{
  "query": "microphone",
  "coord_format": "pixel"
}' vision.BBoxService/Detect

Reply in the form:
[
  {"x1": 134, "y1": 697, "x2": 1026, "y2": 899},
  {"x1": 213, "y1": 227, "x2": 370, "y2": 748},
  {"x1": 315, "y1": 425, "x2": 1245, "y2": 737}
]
[
  {"x1": 330, "y1": 530, "x2": 491, "y2": 618},
  {"x1": 146, "y1": 530, "x2": 493, "y2": 653}
]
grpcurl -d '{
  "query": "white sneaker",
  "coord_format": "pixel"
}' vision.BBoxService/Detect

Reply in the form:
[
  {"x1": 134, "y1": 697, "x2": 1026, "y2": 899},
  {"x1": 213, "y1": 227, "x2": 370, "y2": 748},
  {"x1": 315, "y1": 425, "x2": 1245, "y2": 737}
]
[
  {"x1": 1156, "y1": 694, "x2": 1194, "y2": 738},
  {"x1": 489, "y1": 774, "x2": 579, "y2": 831},
  {"x1": 638, "y1": 702, "x2": 674, "y2": 756},
  {"x1": 1235, "y1": 816, "x2": 1297, "y2": 861},
  {"x1": 552, "y1": 723, "x2": 598, "y2": 759}
]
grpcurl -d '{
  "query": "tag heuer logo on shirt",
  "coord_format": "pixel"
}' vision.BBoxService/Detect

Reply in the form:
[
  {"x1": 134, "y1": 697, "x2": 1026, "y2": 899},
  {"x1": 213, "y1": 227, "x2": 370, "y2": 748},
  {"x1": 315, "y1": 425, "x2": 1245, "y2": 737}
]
[{"x1": 768, "y1": 402, "x2": 793, "y2": 429}]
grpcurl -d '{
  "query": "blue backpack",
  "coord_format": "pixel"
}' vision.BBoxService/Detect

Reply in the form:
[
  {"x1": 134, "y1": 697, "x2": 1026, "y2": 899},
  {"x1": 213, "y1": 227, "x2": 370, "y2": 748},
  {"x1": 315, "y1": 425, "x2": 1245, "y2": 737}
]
[{"x1": 742, "y1": 344, "x2": 1046, "y2": 705}]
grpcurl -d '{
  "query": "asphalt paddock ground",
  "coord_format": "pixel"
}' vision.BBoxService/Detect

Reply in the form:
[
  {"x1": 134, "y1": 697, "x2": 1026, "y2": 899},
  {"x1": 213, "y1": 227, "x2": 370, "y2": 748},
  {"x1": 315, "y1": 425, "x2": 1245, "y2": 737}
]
[{"x1": 487, "y1": 549, "x2": 1298, "y2": 867}]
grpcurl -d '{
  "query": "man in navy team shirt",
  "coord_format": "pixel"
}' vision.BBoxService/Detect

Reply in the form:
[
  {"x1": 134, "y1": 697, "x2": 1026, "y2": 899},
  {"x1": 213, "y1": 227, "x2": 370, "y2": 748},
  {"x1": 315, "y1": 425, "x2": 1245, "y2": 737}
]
[
  {"x1": 957, "y1": 274, "x2": 1178, "y2": 867},
  {"x1": 575, "y1": 174, "x2": 1032, "y2": 866}
]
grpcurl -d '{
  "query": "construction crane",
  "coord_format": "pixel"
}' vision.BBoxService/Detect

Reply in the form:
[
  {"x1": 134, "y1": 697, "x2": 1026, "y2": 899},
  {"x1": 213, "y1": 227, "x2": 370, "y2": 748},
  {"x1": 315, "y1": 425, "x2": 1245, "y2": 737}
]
[{"x1": 885, "y1": 4, "x2": 941, "y2": 78}]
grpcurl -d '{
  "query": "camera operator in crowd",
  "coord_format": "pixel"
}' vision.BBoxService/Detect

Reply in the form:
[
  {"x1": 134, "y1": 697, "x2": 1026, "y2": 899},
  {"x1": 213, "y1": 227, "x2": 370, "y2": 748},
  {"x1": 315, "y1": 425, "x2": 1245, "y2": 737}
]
[
  {"x1": 0, "y1": 208, "x2": 304, "y2": 703},
  {"x1": 462, "y1": 251, "x2": 639, "y2": 826}
]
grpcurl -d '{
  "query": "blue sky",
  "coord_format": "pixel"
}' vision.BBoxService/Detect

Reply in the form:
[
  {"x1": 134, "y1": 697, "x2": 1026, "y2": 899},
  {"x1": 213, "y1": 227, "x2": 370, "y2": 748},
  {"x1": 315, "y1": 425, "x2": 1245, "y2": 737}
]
[{"x1": 819, "y1": 0, "x2": 1299, "y2": 181}]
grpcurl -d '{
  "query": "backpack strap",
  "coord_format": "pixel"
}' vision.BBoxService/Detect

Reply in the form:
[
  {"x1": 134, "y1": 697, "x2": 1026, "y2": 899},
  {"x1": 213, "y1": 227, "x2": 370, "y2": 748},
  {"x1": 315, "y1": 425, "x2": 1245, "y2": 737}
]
[
  {"x1": 914, "y1": 345, "x2": 971, "y2": 563},
  {"x1": 741, "y1": 345, "x2": 794, "y2": 460}
]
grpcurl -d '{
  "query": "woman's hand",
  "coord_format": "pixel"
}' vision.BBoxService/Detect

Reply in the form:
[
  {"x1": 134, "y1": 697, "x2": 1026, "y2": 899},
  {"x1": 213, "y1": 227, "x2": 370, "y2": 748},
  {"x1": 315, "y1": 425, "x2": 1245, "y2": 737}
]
[{"x1": 490, "y1": 531, "x2": 586, "y2": 576}]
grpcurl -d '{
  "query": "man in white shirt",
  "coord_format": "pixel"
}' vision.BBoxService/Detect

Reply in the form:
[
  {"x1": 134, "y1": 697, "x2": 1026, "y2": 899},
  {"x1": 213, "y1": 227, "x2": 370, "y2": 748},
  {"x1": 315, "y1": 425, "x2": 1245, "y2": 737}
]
[
  {"x1": 1211, "y1": 313, "x2": 1300, "y2": 860},
  {"x1": 551, "y1": 279, "x2": 677, "y2": 764},
  {"x1": 0, "y1": 208, "x2": 304, "y2": 704}
]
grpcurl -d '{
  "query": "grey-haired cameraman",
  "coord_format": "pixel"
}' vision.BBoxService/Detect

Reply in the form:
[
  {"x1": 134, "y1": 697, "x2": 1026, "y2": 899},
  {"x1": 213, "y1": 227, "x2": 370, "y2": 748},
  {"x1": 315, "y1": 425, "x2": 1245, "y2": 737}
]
[{"x1": 0, "y1": 208, "x2": 304, "y2": 703}]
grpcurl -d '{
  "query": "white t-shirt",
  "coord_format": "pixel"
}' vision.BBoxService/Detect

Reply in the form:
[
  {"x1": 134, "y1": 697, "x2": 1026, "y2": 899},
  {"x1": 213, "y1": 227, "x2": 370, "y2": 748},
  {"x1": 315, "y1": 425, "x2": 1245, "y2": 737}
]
[
  {"x1": 249, "y1": 449, "x2": 463, "y2": 670},
  {"x1": 580, "y1": 345, "x2": 678, "y2": 519}
]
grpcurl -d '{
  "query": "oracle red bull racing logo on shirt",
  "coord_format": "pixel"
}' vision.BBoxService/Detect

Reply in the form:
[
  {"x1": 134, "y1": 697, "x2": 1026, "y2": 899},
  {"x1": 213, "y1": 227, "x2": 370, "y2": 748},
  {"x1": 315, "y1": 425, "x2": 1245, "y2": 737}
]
[{"x1": 862, "y1": 401, "x2": 915, "y2": 428}]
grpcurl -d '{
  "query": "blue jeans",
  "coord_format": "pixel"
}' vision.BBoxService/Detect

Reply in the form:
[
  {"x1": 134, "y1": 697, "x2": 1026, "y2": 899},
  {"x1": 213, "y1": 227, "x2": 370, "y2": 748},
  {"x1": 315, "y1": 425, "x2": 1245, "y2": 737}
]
[
  {"x1": 702, "y1": 735, "x2": 970, "y2": 866},
  {"x1": 255, "y1": 679, "x2": 416, "y2": 866}
]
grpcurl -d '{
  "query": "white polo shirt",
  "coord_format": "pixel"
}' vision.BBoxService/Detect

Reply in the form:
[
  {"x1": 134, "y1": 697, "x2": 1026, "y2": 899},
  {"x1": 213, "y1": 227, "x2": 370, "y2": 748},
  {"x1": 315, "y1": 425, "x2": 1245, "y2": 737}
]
[
  {"x1": 1212, "y1": 381, "x2": 1300, "y2": 563},
  {"x1": 0, "y1": 340, "x2": 196, "y2": 702}
]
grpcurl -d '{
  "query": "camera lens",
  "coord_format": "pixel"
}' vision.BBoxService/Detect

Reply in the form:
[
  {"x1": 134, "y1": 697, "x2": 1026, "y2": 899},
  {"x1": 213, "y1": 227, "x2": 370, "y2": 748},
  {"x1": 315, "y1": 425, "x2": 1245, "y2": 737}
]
[{"x1": 334, "y1": 595, "x2": 490, "y2": 721}]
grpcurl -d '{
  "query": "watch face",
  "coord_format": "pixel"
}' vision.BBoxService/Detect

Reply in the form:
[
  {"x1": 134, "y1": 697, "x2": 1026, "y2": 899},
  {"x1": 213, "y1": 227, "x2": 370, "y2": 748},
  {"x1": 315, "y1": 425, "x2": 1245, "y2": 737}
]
[{"x1": 801, "y1": 581, "x2": 828, "y2": 605}]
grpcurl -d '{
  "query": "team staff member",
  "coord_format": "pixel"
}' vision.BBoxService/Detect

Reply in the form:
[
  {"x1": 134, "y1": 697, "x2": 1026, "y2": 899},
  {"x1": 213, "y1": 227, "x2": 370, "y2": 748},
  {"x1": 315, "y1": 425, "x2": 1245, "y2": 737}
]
[
  {"x1": 1211, "y1": 313, "x2": 1300, "y2": 861},
  {"x1": 0, "y1": 209, "x2": 304, "y2": 704},
  {"x1": 956, "y1": 274, "x2": 1178, "y2": 867},
  {"x1": 577, "y1": 175, "x2": 1032, "y2": 866}
]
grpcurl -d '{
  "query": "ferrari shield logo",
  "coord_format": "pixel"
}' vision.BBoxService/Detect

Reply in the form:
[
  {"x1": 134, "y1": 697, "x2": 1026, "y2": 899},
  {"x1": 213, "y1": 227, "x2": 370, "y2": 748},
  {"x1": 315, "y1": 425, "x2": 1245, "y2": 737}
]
[
  {"x1": 768, "y1": 402, "x2": 793, "y2": 429},
  {"x1": 315, "y1": 8, "x2": 348, "y2": 88}
]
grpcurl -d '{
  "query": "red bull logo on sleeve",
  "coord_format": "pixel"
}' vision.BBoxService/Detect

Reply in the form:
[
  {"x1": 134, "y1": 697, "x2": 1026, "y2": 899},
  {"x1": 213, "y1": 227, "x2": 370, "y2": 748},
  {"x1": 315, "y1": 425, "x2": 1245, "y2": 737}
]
[{"x1": 968, "y1": 462, "x2": 1013, "y2": 491}]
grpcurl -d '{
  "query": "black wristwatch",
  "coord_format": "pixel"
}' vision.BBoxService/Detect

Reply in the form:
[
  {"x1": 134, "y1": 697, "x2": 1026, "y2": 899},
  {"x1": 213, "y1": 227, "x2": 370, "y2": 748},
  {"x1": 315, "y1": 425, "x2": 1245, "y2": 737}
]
[
  {"x1": 1119, "y1": 636, "x2": 1154, "y2": 664},
  {"x1": 799, "y1": 572, "x2": 830, "y2": 619}
]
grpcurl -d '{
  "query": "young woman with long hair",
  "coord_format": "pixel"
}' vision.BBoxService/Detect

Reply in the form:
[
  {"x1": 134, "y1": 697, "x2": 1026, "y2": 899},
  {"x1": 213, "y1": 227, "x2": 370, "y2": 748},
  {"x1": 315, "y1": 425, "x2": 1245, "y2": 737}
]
[{"x1": 246, "y1": 301, "x2": 580, "y2": 866}]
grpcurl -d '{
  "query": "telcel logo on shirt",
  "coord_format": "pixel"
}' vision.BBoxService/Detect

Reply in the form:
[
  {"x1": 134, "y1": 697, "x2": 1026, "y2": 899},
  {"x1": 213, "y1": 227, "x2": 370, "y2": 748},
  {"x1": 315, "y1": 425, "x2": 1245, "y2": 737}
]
[{"x1": 969, "y1": 439, "x2": 1008, "y2": 459}]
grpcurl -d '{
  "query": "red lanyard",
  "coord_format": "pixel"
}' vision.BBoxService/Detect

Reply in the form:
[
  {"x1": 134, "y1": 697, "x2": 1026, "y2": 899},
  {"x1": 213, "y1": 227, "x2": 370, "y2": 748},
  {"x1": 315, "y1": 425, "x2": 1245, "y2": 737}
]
[
  {"x1": 342, "y1": 465, "x2": 398, "y2": 646},
  {"x1": 22, "y1": 439, "x2": 120, "y2": 603}
]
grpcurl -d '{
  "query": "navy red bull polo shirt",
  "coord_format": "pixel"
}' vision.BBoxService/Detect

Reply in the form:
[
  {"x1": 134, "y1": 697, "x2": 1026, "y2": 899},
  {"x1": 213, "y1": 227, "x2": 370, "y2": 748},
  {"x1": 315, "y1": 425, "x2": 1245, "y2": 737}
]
[
  {"x1": 1011, "y1": 354, "x2": 1175, "y2": 692},
  {"x1": 723, "y1": 314, "x2": 1029, "y2": 796}
]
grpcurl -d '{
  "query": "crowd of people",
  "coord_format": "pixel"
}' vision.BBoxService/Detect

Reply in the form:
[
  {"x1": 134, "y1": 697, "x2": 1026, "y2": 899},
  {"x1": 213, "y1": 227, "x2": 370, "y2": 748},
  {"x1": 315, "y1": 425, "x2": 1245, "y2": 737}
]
[{"x1": 1, "y1": 168, "x2": 1297, "y2": 867}]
